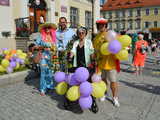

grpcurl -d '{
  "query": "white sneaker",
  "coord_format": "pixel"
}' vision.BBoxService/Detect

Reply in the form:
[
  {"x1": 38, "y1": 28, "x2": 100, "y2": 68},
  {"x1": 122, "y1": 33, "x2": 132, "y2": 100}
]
[
  {"x1": 113, "y1": 97, "x2": 120, "y2": 107},
  {"x1": 100, "y1": 95, "x2": 106, "y2": 102}
]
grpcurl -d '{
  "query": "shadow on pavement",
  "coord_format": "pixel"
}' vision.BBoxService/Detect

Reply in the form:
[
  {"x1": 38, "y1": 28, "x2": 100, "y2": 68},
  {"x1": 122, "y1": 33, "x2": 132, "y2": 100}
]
[
  {"x1": 120, "y1": 80, "x2": 160, "y2": 95},
  {"x1": 24, "y1": 70, "x2": 83, "y2": 114}
]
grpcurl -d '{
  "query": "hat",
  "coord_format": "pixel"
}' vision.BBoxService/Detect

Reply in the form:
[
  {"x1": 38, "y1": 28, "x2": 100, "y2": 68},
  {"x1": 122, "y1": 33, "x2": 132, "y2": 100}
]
[
  {"x1": 38, "y1": 23, "x2": 57, "y2": 32},
  {"x1": 96, "y1": 18, "x2": 108, "y2": 24}
]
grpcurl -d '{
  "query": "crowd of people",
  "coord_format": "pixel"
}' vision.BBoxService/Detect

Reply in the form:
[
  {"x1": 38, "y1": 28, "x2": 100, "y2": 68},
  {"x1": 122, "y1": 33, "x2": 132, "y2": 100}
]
[{"x1": 27, "y1": 16, "x2": 159, "y2": 113}]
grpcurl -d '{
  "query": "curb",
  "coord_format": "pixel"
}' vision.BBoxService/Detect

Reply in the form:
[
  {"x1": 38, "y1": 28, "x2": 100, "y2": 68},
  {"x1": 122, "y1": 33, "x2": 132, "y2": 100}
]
[{"x1": 0, "y1": 70, "x2": 39, "y2": 87}]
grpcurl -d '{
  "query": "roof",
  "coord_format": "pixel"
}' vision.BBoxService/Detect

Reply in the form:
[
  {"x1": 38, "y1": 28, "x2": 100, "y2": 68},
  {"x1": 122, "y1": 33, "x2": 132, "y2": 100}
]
[{"x1": 101, "y1": 0, "x2": 160, "y2": 11}]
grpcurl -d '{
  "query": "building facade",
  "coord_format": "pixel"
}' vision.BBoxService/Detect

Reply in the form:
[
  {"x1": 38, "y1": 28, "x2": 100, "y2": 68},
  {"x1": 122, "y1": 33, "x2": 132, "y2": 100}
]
[
  {"x1": 101, "y1": 0, "x2": 160, "y2": 38},
  {"x1": 0, "y1": 0, "x2": 100, "y2": 49}
]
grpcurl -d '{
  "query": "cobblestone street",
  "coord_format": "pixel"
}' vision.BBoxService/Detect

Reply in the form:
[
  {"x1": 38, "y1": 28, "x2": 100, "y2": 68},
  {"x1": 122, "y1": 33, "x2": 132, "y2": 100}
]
[{"x1": 0, "y1": 56, "x2": 160, "y2": 120}]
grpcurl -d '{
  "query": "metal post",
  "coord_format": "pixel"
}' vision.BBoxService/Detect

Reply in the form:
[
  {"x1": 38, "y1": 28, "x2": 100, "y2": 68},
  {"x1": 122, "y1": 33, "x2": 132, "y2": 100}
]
[
  {"x1": 91, "y1": 0, "x2": 95, "y2": 41},
  {"x1": 33, "y1": 7, "x2": 38, "y2": 32}
]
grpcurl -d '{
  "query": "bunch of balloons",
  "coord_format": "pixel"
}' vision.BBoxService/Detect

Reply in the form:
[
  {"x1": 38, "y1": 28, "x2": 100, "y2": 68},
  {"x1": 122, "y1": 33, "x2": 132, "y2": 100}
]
[
  {"x1": 54, "y1": 67, "x2": 107, "y2": 110},
  {"x1": 100, "y1": 30, "x2": 132, "y2": 61},
  {"x1": 0, "y1": 48, "x2": 27, "y2": 74}
]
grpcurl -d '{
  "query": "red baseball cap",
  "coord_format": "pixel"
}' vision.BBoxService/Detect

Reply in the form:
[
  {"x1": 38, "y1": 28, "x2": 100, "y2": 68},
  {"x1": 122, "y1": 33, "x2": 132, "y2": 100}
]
[{"x1": 96, "y1": 18, "x2": 108, "y2": 24}]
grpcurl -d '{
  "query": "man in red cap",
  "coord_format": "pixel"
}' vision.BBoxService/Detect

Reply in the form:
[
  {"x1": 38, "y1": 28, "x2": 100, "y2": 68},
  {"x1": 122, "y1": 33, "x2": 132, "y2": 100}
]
[{"x1": 93, "y1": 18, "x2": 120, "y2": 107}]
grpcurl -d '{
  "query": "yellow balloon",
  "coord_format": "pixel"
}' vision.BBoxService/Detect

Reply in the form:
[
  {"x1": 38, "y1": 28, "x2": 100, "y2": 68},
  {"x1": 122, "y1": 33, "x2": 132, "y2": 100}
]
[
  {"x1": 19, "y1": 55, "x2": 26, "y2": 60},
  {"x1": 56, "y1": 82, "x2": 68, "y2": 95},
  {"x1": 115, "y1": 49, "x2": 128, "y2": 61},
  {"x1": 22, "y1": 53, "x2": 27, "y2": 57},
  {"x1": 1, "y1": 59, "x2": 10, "y2": 68},
  {"x1": 0, "y1": 65, "x2": 6, "y2": 72},
  {"x1": 100, "y1": 42, "x2": 110, "y2": 55},
  {"x1": 91, "y1": 82, "x2": 105, "y2": 98},
  {"x1": 15, "y1": 63, "x2": 20, "y2": 70},
  {"x1": 17, "y1": 49, "x2": 23, "y2": 55},
  {"x1": 117, "y1": 35, "x2": 131, "y2": 47},
  {"x1": 3, "y1": 50, "x2": 10, "y2": 55},
  {"x1": 99, "y1": 80, "x2": 107, "y2": 92},
  {"x1": 66, "y1": 86, "x2": 80, "y2": 101}
]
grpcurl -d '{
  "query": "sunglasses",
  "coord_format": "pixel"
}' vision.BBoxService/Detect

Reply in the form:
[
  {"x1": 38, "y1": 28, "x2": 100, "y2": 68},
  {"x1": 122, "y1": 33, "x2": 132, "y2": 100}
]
[{"x1": 78, "y1": 32, "x2": 85, "y2": 35}]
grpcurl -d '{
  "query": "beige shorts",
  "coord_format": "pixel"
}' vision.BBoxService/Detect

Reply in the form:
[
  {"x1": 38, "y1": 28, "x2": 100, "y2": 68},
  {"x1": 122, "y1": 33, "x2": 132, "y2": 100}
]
[{"x1": 101, "y1": 69, "x2": 117, "y2": 82}]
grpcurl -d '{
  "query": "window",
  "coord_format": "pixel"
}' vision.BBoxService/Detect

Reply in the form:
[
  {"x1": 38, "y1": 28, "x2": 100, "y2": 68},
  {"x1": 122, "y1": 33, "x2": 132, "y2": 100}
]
[
  {"x1": 115, "y1": 11, "x2": 119, "y2": 18},
  {"x1": 136, "y1": 20, "x2": 141, "y2": 29},
  {"x1": 128, "y1": 9, "x2": 132, "y2": 17},
  {"x1": 85, "y1": 11, "x2": 92, "y2": 29},
  {"x1": 128, "y1": 21, "x2": 133, "y2": 29},
  {"x1": 122, "y1": 22, "x2": 125, "y2": 29},
  {"x1": 70, "y1": 7, "x2": 79, "y2": 28},
  {"x1": 108, "y1": 22, "x2": 112, "y2": 29},
  {"x1": 116, "y1": 22, "x2": 120, "y2": 30},
  {"x1": 122, "y1": 10, "x2": 125, "y2": 17},
  {"x1": 144, "y1": 21, "x2": 149, "y2": 28},
  {"x1": 154, "y1": 8, "x2": 158, "y2": 15},
  {"x1": 146, "y1": 9, "x2": 149, "y2": 15},
  {"x1": 154, "y1": 21, "x2": 157, "y2": 27},
  {"x1": 137, "y1": 9, "x2": 141, "y2": 16},
  {"x1": 108, "y1": 12, "x2": 112, "y2": 19}
]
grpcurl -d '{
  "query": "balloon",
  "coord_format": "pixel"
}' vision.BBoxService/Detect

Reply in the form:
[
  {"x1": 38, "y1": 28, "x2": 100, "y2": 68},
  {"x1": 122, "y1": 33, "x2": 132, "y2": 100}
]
[
  {"x1": 108, "y1": 40, "x2": 122, "y2": 54},
  {"x1": 69, "y1": 74, "x2": 80, "y2": 86},
  {"x1": 1, "y1": 59, "x2": 10, "y2": 68},
  {"x1": 15, "y1": 63, "x2": 20, "y2": 70},
  {"x1": 117, "y1": 35, "x2": 131, "y2": 47},
  {"x1": 65, "y1": 73, "x2": 73, "y2": 84},
  {"x1": 75, "y1": 67, "x2": 89, "y2": 82},
  {"x1": 99, "y1": 80, "x2": 107, "y2": 92},
  {"x1": 56, "y1": 82, "x2": 68, "y2": 95},
  {"x1": 16, "y1": 58, "x2": 21, "y2": 63},
  {"x1": 9, "y1": 61, "x2": 16, "y2": 68},
  {"x1": 91, "y1": 73, "x2": 101, "y2": 82},
  {"x1": 11, "y1": 50, "x2": 17, "y2": 54},
  {"x1": 5, "y1": 55, "x2": 11, "y2": 60},
  {"x1": 22, "y1": 53, "x2": 27, "y2": 57},
  {"x1": 0, "y1": 65, "x2": 6, "y2": 72},
  {"x1": 91, "y1": 82, "x2": 105, "y2": 98},
  {"x1": 54, "y1": 71, "x2": 65, "y2": 83},
  {"x1": 16, "y1": 49, "x2": 23, "y2": 55},
  {"x1": 79, "y1": 96, "x2": 92, "y2": 110},
  {"x1": 66, "y1": 86, "x2": 80, "y2": 101},
  {"x1": 19, "y1": 55, "x2": 26, "y2": 60},
  {"x1": 106, "y1": 30, "x2": 117, "y2": 42},
  {"x1": 3, "y1": 50, "x2": 10, "y2": 55},
  {"x1": 80, "y1": 81, "x2": 92, "y2": 97},
  {"x1": 100, "y1": 42, "x2": 110, "y2": 55},
  {"x1": 6, "y1": 67, "x2": 13, "y2": 74},
  {"x1": 19, "y1": 59, "x2": 25, "y2": 64},
  {"x1": 115, "y1": 49, "x2": 128, "y2": 61},
  {"x1": 2, "y1": 48, "x2": 8, "y2": 51}
]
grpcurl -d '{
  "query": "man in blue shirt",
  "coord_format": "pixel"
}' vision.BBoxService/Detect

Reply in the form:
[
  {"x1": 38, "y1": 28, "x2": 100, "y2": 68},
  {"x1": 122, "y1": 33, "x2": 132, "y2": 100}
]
[{"x1": 56, "y1": 17, "x2": 75, "y2": 71}]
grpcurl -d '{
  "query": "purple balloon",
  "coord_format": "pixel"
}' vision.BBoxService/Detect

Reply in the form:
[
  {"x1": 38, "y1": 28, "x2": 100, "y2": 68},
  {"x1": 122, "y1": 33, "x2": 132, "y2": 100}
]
[
  {"x1": 79, "y1": 96, "x2": 93, "y2": 110},
  {"x1": 54, "y1": 71, "x2": 65, "y2": 83},
  {"x1": 19, "y1": 59, "x2": 24, "y2": 64},
  {"x1": 10, "y1": 61, "x2": 16, "y2": 68},
  {"x1": 80, "y1": 81, "x2": 92, "y2": 97},
  {"x1": 69, "y1": 74, "x2": 80, "y2": 86},
  {"x1": 108, "y1": 40, "x2": 122, "y2": 54},
  {"x1": 2, "y1": 48, "x2": 8, "y2": 51},
  {"x1": 7, "y1": 67, "x2": 13, "y2": 74},
  {"x1": 75, "y1": 67, "x2": 89, "y2": 83},
  {"x1": 16, "y1": 58, "x2": 21, "y2": 63}
]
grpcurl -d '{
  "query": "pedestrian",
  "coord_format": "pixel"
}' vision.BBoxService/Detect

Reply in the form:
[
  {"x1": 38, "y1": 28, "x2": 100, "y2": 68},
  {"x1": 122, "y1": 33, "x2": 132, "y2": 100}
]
[
  {"x1": 133, "y1": 34, "x2": 148, "y2": 75},
  {"x1": 56, "y1": 17, "x2": 75, "y2": 72},
  {"x1": 93, "y1": 18, "x2": 120, "y2": 107},
  {"x1": 35, "y1": 23, "x2": 57, "y2": 96}
]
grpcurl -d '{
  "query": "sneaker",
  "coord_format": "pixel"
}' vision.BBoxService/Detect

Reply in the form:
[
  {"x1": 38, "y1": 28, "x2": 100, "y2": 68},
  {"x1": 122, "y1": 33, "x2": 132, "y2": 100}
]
[
  {"x1": 113, "y1": 97, "x2": 120, "y2": 107},
  {"x1": 100, "y1": 95, "x2": 106, "y2": 102}
]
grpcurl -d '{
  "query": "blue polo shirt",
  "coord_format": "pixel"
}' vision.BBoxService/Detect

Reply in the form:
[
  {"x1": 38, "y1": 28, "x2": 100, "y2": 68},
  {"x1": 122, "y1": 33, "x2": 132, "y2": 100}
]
[{"x1": 56, "y1": 28, "x2": 75, "y2": 51}]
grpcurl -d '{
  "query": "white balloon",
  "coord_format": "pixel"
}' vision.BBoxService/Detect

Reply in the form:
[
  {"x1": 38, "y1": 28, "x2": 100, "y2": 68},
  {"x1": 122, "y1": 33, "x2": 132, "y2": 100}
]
[{"x1": 106, "y1": 30, "x2": 117, "y2": 42}]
